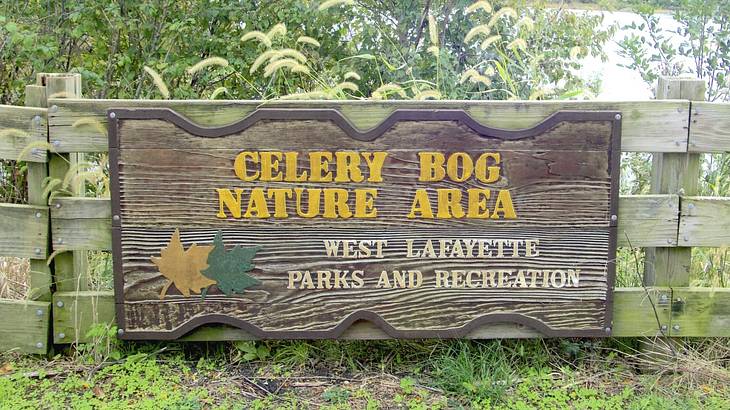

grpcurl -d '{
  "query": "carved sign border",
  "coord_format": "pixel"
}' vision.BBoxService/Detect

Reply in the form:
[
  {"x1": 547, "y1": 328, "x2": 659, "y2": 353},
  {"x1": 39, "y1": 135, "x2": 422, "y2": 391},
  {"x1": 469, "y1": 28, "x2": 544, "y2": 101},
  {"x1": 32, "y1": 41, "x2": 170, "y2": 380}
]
[{"x1": 108, "y1": 107, "x2": 622, "y2": 339}]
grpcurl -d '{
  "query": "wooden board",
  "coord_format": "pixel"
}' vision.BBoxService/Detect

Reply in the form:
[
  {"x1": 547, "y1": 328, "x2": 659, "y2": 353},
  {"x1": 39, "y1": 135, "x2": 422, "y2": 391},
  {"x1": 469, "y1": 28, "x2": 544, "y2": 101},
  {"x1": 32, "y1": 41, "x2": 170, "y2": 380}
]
[
  {"x1": 679, "y1": 196, "x2": 730, "y2": 247},
  {"x1": 0, "y1": 105, "x2": 47, "y2": 162},
  {"x1": 50, "y1": 287, "x2": 672, "y2": 343},
  {"x1": 48, "y1": 99, "x2": 687, "y2": 153},
  {"x1": 0, "y1": 203, "x2": 48, "y2": 259},
  {"x1": 670, "y1": 288, "x2": 730, "y2": 336},
  {"x1": 53, "y1": 291, "x2": 116, "y2": 344},
  {"x1": 109, "y1": 107, "x2": 621, "y2": 339},
  {"x1": 49, "y1": 195, "x2": 677, "y2": 251},
  {"x1": 688, "y1": 102, "x2": 730, "y2": 153},
  {"x1": 0, "y1": 299, "x2": 50, "y2": 354}
]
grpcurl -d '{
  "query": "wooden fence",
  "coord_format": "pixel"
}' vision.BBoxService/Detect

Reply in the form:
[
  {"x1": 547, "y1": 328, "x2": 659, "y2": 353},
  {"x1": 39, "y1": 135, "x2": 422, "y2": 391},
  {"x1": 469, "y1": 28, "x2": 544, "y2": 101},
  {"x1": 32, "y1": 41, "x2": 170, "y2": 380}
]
[{"x1": 2, "y1": 73, "x2": 730, "y2": 353}]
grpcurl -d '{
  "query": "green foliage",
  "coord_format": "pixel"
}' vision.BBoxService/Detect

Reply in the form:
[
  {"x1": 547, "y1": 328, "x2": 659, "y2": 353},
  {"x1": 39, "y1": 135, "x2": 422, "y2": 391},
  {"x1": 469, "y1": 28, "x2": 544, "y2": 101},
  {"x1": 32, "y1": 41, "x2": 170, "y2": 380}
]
[
  {"x1": 618, "y1": 0, "x2": 730, "y2": 101},
  {"x1": 233, "y1": 341, "x2": 271, "y2": 362},
  {"x1": 322, "y1": 386, "x2": 351, "y2": 404},
  {"x1": 1, "y1": 1, "x2": 613, "y2": 103},
  {"x1": 201, "y1": 231, "x2": 260, "y2": 296}
]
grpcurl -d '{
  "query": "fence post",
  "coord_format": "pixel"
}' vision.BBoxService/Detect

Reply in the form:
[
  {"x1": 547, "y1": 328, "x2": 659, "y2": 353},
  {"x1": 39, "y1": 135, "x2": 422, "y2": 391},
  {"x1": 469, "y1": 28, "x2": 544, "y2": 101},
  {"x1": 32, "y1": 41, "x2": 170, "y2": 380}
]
[
  {"x1": 644, "y1": 77, "x2": 705, "y2": 289},
  {"x1": 25, "y1": 73, "x2": 89, "y2": 308},
  {"x1": 24, "y1": 82, "x2": 51, "y2": 301},
  {"x1": 43, "y1": 74, "x2": 90, "y2": 299}
]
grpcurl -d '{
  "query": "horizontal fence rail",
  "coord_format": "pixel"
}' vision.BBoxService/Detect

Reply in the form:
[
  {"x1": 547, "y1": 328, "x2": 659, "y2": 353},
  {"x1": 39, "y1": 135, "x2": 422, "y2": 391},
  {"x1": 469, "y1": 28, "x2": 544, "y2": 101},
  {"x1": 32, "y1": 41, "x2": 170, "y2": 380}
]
[
  {"x1": 49, "y1": 195, "x2": 680, "y2": 250},
  {"x1": 2, "y1": 74, "x2": 730, "y2": 352},
  {"x1": 0, "y1": 105, "x2": 48, "y2": 162},
  {"x1": 48, "y1": 99, "x2": 692, "y2": 153}
]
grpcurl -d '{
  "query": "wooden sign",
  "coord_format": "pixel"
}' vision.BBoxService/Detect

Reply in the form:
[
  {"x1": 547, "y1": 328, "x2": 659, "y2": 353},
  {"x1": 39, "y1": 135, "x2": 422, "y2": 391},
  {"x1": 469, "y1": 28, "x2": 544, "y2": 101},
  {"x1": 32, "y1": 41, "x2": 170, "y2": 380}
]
[{"x1": 109, "y1": 106, "x2": 621, "y2": 339}]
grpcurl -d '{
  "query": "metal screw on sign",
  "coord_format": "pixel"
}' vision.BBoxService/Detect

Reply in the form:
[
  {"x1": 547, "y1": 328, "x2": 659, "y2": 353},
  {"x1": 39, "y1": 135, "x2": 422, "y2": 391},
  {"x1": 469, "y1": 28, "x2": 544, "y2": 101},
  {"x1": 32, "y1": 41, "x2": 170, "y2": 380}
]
[
  {"x1": 35, "y1": 212, "x2": 42, "y2": 218},
  {"x1": 661, "y1": 325, "x2": 668, "y2": 331},
  {"x1": 672, "y1": 325, "x2": 680, "y2": 332},
  {"x1": 56, "y1": 300, "x2": 64, "y2": 308},
  {"x1": 33, "y1": 115, "x2": 42, "y2": 125},
  {"x1": 113, "y1": 215, "x2": 121, "y2": 223},
  {"x1": 604, "y1": 327, "x2": 611, "y2": 333},
  {"x1": 54, "y1": 203, "x2": 61, "y2": 209},
  {"x1": 610, "y1": 215, "x2": 617, "y2": 222},
  {"x1": 614, "y1": 114, "x2": 621, "y2": 120},
  {"x1": 117, "y1": 328, "x2": 125, "y2": 337},
  {"x1": 35, "y1": 342, "x2": 43, "y2": 349},
  {"x1": 109, "y1": 112, "x2": 116, "y2": 119},
  {"x1": 58, "y1": 333, "x2": 65, "y2": 339},
  {"x1": 35, "y1": 309, "x2": 43, "y2": 317},
  {"x1": 49, "y1": 105, "x2": 58, "y2": 113},
  {"x1": 34, "y1": 248, "x2": 42, "y2": 255},
  {"x1": 687, "y1": 203, "x2": 695, "y2": 210}
]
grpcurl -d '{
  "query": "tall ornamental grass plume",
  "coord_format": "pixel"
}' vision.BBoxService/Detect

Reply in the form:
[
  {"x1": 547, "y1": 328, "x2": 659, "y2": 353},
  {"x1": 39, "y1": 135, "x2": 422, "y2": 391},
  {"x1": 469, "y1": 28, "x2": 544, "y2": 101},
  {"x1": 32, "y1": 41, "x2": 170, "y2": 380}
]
[
  {"x1": 187, "y1": 57, "x2": 229, "y2": 75},
  {"x1": 143, "y1": 66, "x2": 170, "y2": 99},
  {"x1": 318, "y1": 0, "x2": 354, "y2": 11}
]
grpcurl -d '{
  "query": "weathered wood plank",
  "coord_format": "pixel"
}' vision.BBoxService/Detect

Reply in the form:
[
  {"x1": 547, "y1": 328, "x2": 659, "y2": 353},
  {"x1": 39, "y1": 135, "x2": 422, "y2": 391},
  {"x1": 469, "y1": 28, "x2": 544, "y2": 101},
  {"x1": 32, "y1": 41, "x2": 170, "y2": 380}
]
[
  {"x1": 0, "y1": 299, "x2": 50, "y2": 354},
  {"x1": 45, "y1": 74, "x2": 89, "y2": 293},
  {"x1": 617, "y1": 195, "x2": 679, "y2": 247},
  {"x1": 679, "y1": 196, "x2": 730, "y2": 247},
  {"x1": 49, "y1": 287, "x2": 670, "y2": 343},
  {"x1": 670, "y1": 288, "x2": 730, "y2": 336},
  {"x1": 25, "y1": 84, "x2": 52, "y2": 301},
  {"x1": 0, "y1": 203, "x2": 48, "y2": 259},
  {"x1": 50, "y1": 196, "x2": 677, "y2": 250},
  {"x1": 688, "y1": 102, "x2": 730, "y2": 153},
  {"x1": 52, "y1": 291, "x2": 116, "y2": 344},
  {"x1": 644, "y1": 78, "x2": 704, "y2": 287},
  {"x1": 51, "y1": 197, "x2": 111, "y2": 251},
  {"x1": 0, "y1": 105, "x2": 47, "y2": 162},
  {"x1": 49, "y1": 99, "x2": 689, "y2": 153}
]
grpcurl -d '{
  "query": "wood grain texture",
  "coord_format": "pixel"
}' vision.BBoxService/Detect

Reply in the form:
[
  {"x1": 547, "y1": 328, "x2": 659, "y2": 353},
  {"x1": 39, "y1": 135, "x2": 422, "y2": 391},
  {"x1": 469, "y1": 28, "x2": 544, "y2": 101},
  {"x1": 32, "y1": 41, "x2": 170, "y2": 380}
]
[
  {"x1": 670, "y1": 288, "x2": 730, "y2": 336},
  {"x1": 111, "y1": 109, "x2": 619, "y2": 339},
  {"x1": 49, "y1": 195, "x2": 678, "y2": 251},
  {"x1": 679, "y1": 197, "x2": 730, "y2": 247},
  {"x1": 51, "y1": 198, "x2": 111, "y2": 250},
  {"x1": 53, "y1": 291, "x2": 116, "y2": 344},
  {"x1": 45, "y1": 288, "x2": 671, "y2": 343},
  {"x1": 0, "y1": 203, "x2": 48, "y2": 259},
  {"x1": 0, "y1": 299, "x2": 50, "y2": 354},
  {"x1": 688, "y1": 102, "x2": 730, "y2": 153},
  {"x1": 617, "y1": 195, "x2": 679, "y2": 247},
  {"x1": 24, "y1": 84, "x2": 52, "y2": 301},
  {"x1": 49, "y1": 99, "x2": 687, "y2": 152},
  {"x1": 0, "y1": 105, "x2": 47, "y2": 162},
  {"x1": 644, "y1": 77, "x2": 703, "y2": 288}
]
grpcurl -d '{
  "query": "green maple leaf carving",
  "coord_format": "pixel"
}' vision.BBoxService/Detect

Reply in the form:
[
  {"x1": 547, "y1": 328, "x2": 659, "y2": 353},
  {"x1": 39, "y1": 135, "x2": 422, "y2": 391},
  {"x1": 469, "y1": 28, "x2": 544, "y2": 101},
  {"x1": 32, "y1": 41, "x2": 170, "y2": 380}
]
[{"x1": 201, "y1": 231, "x2": 261, "y2": 296}]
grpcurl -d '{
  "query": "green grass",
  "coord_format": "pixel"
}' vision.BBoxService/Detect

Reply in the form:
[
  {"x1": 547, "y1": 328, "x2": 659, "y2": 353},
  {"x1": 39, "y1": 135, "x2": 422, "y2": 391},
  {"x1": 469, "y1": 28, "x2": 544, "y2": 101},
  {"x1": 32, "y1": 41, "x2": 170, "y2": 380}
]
[{"x1": 1, "y1": 336, "x2": 729, "y2": 409}]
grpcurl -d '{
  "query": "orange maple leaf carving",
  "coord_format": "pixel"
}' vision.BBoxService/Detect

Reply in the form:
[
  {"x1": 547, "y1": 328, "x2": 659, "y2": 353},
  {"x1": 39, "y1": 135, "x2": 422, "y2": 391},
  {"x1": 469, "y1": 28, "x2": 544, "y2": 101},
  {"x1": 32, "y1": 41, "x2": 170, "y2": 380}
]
[{"x1": 151, "y1": 229, "x2": 216, "y2": 299}]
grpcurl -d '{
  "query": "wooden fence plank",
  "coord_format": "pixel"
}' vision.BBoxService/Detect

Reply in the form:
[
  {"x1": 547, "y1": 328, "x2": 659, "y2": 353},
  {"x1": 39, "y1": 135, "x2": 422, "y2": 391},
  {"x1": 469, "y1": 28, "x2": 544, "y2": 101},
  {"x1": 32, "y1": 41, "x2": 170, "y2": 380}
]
[
  {"x1": 670, "y1": 288, "x2": 730, "y2": 336},
  {"x1": 51, "y1": 197, "x2": 111, "y2": 251},
  {"x1": 688, "y1": 102, "x2": 730, "y2": 153},
  {"x1": 618, "y1": 195, "x2": 679, "y2": 247},
  {"x1": 50, "y1": 287, "x2": 670, "y2": 343},
  {"x1": 49, "y1": 195, "x2": 679, "y2": 251},
  {"x1": 0, "y1": 105, "x2": 47, "y2": 162},
  {"x1": 679, "y1": 196, "x2": 730, "y2": 247},
  {"x1": 48, "y1": 99, "x2": 690, "y2": 153},
  {"x1": 0, "y1": 299, "x2": 50, "y2": 354},
  {"x1": 0, "y1": 203, "x2": 48, "y2": 259},
  {"x1": 52, "y1": 291, "x2": 116, "y2": 344}
]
